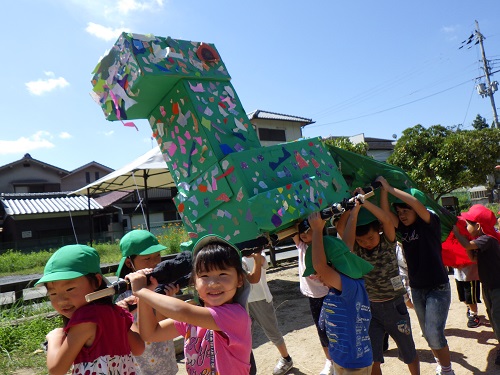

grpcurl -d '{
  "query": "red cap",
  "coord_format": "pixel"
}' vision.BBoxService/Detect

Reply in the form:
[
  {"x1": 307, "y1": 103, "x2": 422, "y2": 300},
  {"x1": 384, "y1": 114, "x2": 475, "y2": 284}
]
[{"x1": 459, "y1": 205, "x2": 499, "y2": 240}]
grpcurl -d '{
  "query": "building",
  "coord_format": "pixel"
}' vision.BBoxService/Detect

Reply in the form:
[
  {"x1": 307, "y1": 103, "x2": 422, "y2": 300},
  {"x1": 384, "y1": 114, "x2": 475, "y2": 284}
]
[{"x1": 0, "y1": 110, "x2": 315, "y2": 252}]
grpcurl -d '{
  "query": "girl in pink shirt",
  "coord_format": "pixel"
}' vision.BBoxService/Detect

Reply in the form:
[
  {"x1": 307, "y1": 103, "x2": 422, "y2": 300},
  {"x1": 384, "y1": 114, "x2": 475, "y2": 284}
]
[{"x1": 127, "y1": 234, "x2": 251, "y2": 375}]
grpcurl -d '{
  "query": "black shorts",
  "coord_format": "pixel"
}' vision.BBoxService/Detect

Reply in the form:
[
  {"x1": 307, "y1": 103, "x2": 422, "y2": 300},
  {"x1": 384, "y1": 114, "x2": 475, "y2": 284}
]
[{"x1": 455, "y1": 279, "x2": 481, "y2": 304}]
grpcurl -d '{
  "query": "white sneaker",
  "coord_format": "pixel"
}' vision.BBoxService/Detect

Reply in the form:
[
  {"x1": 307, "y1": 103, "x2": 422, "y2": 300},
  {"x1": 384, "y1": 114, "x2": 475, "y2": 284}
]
[
  {"x1": 320, "y1": 359, "x2": 334, "y2": 375},
  {"x1": 273, "y1": 357, "x2": 293, "y2": 375}
]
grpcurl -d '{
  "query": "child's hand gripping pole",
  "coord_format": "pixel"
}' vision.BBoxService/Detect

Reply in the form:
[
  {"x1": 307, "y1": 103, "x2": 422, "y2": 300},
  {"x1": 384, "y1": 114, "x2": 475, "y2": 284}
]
[
  {"x1": 275, "y1": 186, "x2": 377, "y2": 241},
  {"x1": 85, "y1": 251, "x2": 193, "y2": 302}
]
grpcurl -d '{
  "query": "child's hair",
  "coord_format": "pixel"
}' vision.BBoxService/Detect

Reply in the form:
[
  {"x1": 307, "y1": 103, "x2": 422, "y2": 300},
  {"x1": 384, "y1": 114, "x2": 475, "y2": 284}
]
[
  {"x1": 355, "y1": 220, "x2": 380, "y2": 237},
  {"x1": 117, "y1": 255, "x2": 138, "y2": 279},
  {"x1": 193, "y1": 243, "x2": 245, "y2": 280},
  {"x1": 393, "y1": 202, "x2": 412, "y2": 211}
]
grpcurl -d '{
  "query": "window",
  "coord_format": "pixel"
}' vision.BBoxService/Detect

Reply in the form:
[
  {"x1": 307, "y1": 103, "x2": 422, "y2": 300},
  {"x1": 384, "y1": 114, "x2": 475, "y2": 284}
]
[
  {"x1": 258, "y1": 128, "x2": 286, "y2": 142},
  {"x1": 85, "y1": 172, "x2": 90, "y2": 183},
  {"x1": 95, "y1": 172, "x2": 100, "y2": 181}
]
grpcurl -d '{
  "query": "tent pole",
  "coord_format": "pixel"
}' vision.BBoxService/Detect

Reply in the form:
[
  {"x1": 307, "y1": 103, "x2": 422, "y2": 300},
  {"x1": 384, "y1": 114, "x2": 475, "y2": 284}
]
[
  {"x1": 87, "y1": 188, "x2": 93, "y2": 246},
  {"x1": 144, "y1": 172, "x2": 150, "y2": 231}
]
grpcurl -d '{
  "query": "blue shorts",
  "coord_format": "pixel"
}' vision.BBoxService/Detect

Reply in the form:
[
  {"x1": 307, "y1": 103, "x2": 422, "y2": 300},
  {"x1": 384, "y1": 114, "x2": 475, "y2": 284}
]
[
  {"x1": 369, "y1": 296, "x2": 417, "y2": 364},
  {"x1": 411, "y1": 282, "x2": 451, "y2": 349}
]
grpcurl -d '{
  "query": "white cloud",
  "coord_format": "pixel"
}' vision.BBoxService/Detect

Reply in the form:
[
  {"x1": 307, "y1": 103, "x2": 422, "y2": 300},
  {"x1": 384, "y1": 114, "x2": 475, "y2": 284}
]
[
  {"x1": 59, "y1": 132, "x2": 72, "y2": 139},
  {"x1": 25, "y1": 72, "x2": 69, "y2": 96},
  {"x1": 442, "y1": 25, "x2": 457, "y2": 34},
  {"x1": 86, "y1": 22, "x2": 130, "y2": 41},
  {"x1": 102, "y1": 130, "x2": 115, "y2": 136},
  {"x1": 0, "y1": 131, "x2": 55, "y2": 155}
]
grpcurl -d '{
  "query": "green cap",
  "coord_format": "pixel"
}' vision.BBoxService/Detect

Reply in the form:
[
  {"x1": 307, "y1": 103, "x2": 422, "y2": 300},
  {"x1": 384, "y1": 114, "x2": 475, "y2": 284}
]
[
  {"x1": 393, "y1": 188, "x2": 427, "y2": 206},
  {"x1": 302, "y1": 236, "x2": 373, "y2": 279},
  {"x1": 116, "y1": 230, "x2": 166, "y2": 277},
  {"x1": 35, "y1": 245, "x2": 102, "y2": 285},
  {"x1": 356, "y1": 207, "x2": 378, "y2": 226}
]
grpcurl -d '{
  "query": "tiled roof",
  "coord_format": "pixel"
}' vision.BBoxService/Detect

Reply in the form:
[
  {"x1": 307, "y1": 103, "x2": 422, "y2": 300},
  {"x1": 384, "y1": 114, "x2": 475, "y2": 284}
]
[
  {"x1": 247, "y1": 110, "x2": 314, "y2": 125},
  {"x1": 94, "y1": 191, "x2": 131, "y2": 207},
  {"x1": 1, "y1": 195, "x2": 103, "y2": 215}
]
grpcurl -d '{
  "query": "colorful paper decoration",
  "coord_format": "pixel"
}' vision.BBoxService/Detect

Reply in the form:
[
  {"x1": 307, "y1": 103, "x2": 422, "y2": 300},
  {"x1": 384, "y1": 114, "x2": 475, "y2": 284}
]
[{"x1": 91, "y1": 32, "x2": 350, "y2": 248}]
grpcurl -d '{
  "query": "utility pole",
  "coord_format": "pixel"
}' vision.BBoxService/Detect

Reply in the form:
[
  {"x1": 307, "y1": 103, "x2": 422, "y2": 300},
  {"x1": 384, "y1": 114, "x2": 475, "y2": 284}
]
[{"x1": 475, "y1": 20, "x2": 499, "y2": 128}]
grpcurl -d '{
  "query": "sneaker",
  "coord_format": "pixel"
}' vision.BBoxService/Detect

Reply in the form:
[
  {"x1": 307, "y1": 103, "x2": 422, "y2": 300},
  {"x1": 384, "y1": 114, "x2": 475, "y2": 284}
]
[
  {"x1": 320, "y1": 359, "x2": 334, "y2": 375},
  {"x1": 467, "y1": 314, "x2": 481, "y2": 328},
  {"x1": 273, "y1": 357, "x2": 293, "y2": 375},
  {"x1": 495, "y1": 349, "x2": 500, "y2": 365},
  {"x1": 436, "y1": 369, "x2": 455, "y2": 375}
]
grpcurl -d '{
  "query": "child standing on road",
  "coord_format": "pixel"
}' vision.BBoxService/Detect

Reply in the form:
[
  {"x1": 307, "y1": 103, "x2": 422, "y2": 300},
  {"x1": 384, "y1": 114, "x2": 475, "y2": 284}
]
[
  {"x1": 115, "y1": 230, "x2": 178, "y2": 375},
  {"x1": 377, "y1": 177, "x2": 454, "y2": 375},
  {"x1": 336, "y1": 196, "x2": 420, "y2": 375},
  {"x1": 243, "y1": 251, "x2": 294, "y2": 375},
  {"x1": 305, "y1": 211, "x2": 374, "y2": 374},
  {"x1": 36, "y1": 244, "x2": 144, "y2": 375},
  {"x1": 293, "y1": 221, "x2": 334, "y2": 375},
  {"x1": 452, "y1": 204, "x2": 500, "y2": 365},
  {"x1": 453, "y1": 264, "x2": 481, "y2": 328},
  {"x1": 127, "y1": 234, "x2": 252, "y2": 375}
]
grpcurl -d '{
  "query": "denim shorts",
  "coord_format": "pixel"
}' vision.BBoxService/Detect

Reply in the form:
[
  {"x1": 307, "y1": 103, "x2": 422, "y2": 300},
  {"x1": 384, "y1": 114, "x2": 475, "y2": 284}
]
[
  {"x1": 411, "y1": 282, "x2": 451, "y2": 349},
  {"x1": 369, "y1": 296, "x2": 417, "y2": 364}
]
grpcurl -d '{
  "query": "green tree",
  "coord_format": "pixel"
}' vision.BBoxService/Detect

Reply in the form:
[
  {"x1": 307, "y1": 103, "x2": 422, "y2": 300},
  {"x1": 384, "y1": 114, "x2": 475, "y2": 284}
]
[
  {"x1": 323, "y1": 136, "x2": 368, "y2": 155},
  {"x1": 387, "y1": 124, "x2": 500, "y2": 200},
  {"x1": 471, "y1": 114, "x2": 489, "y2": 130}
]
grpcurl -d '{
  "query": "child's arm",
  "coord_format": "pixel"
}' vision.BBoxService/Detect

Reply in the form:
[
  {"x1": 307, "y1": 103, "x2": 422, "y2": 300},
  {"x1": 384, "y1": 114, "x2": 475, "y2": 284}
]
[
  {"x1": 245, "y1": 253, "x2": 265, "y2": 284},
  {"x1": 292, "y1": 233, "x2": 301, "y2": 247},
  {"x1": 308, "y1": 212, "x2": 342, "y2": 290},
  {"x1": 334, "y1": 209, "x2": 349, "y2": 239},
  {"x1": 46, "y1": 323, "x2": 95, "y2": 375},
  {"x1": 340, "y1": 203, "x2": 361, "y2": 251},
  {"x1": 127, "y1": 324, "x2": 145, "y2": 356},
  {"x1": 452, "y1": 225, "x2": 479, "y2": 261},
  {"x1": 377, "y1": 176, "x2": 430, "y2": 224},
  {"x1": 363, "y1": 198, "x2": 396, "y2": 242},
  {"x1": 128, "y1": 271, "x2": 221, "y2": 335}
]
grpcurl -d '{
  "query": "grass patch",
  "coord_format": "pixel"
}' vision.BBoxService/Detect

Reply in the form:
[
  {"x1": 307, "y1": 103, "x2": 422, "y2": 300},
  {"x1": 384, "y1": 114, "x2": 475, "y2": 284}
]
[
  {"x1": 0, "y1": 302, "x2": 62, "y2": 374},
  {"x1": 0, "y1": 225, "x2": 189, "y2": 277}
]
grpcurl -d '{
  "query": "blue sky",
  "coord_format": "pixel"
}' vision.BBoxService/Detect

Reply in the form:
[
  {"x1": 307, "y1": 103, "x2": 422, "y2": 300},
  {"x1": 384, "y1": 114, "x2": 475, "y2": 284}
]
[{"x1": 2, "y1": 1, "x2": 500, "y2": 172}]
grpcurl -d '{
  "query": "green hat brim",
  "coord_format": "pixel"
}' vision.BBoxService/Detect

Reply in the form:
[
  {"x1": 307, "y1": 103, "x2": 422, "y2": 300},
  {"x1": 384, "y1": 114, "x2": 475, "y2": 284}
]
[{"x1": 302, "y1": 236, "x2": 373, "y2": 279}]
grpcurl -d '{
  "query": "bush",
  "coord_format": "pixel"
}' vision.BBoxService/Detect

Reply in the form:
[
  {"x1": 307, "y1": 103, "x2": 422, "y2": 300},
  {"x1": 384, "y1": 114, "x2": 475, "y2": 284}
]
[{"x1": 156, "y1": 223, "x2": 189, "y2": 254}]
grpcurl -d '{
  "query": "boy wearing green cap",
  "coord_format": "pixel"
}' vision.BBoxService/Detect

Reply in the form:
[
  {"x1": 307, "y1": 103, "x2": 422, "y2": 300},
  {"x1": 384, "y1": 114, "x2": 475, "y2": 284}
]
[
  {"x1": 305, "y1": 211, "x2": 374, "y2": 374},
  {"x1": 377, "y1": 176, "x2": 454, "y2": 375},
  {"x1": 336, "y1": 196, "x2": 420, "y2": 375}
]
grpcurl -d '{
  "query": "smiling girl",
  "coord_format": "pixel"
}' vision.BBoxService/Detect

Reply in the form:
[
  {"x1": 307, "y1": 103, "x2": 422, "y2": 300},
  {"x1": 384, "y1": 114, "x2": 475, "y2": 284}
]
[{"x1": 126, "y1": 234, "x2": 252, "y2": 375}]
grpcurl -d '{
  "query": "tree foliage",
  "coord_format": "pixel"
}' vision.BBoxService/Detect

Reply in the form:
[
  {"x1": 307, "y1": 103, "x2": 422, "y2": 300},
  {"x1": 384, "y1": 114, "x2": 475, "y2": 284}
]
[
  {"x1": 471, "y1": 114, "x2": 489, "y2": 130},
  {"x1": 323, "y1": 136, "x2": 368, "y2": 155},
  {"x1": 387, "y1": 124, "x2": 500, "y2": 200}
]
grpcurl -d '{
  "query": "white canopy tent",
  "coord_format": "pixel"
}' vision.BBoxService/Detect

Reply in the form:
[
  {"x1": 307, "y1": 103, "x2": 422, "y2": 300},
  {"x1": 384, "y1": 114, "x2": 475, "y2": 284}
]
[
  {"x1": 71, "y1": 146, "x2": 174, "y2": 195},
  {"x1": 71, "y1": 146, "x2": 175, "y2": 233}
]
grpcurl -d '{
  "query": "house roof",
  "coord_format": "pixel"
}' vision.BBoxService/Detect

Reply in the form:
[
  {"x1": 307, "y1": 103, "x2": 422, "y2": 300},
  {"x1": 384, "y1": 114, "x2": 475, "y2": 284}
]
[
  {"x1": 0, "y1": 193, "x2": 102, "y2": 215},
  {"x1": 0, "y1": 153, "x2": 69, "y2": 175},
  {"x1": 94, "y1": 191, "x2": 132, "y2": 207},
  {"x1": 364, "y1": 137, "x2": 395, "y2": 151},
  {"x1": 66, "y1": 161, "x2": 114, "y2": 176},
  {"x1": 247, "y1": 110, "x2": 314, "y2": 126}
]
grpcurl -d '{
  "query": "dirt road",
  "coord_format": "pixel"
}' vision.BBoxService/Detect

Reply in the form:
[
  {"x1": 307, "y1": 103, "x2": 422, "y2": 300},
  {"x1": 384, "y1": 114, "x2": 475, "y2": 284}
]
[{"x1": 176, "y1": 259, "x2": 500, "y2": 375}]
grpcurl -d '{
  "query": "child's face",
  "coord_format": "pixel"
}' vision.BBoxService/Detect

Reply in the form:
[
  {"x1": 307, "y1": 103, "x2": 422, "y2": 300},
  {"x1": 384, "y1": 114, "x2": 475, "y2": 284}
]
[
  {"x1": 395, "y1": 207, "x2": 418, "y2": 226},
  {"x1": 466, "y1": 220, "x2": 480, "y2": 237},
  {"x1": 46, "y1": 275, "x2": 100, "y2": 319},
  {"x1": 129, "y1": 251, "x2": 162, "y2": 271},
  {"x1": 299, "y1": 229, "x2": 313, "y2": 244},
  {"x1": 355, "y1": 228, "x2": 381, "y2": 250},
  {"x1": 195, "y1": 266, "x2": 243, "y2": 307}
]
